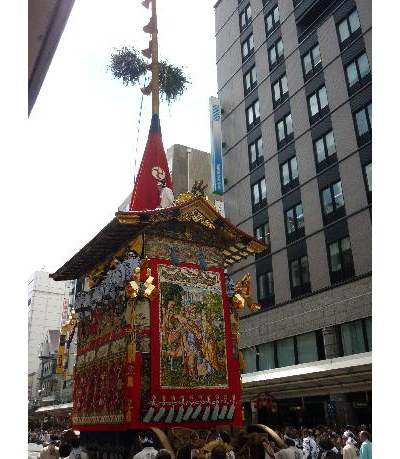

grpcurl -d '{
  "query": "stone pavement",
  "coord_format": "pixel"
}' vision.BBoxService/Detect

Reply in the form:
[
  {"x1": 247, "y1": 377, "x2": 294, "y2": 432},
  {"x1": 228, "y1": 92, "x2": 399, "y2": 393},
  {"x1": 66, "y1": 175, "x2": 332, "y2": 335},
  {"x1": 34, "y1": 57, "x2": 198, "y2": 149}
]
[{"x1": 28, "y1": 443, "x2": 43, "y2": 459}]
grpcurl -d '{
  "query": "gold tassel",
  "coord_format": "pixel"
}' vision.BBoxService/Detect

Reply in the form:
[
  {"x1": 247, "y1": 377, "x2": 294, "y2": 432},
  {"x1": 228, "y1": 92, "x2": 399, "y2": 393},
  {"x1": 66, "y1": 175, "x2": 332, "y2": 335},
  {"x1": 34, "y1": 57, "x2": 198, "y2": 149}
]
[
  {"x1": 238, "y1": 351, "x2": 245, "y2": 371},
  {"x1": 128, "y1": 343, "x2": 136, "y2": 364}
]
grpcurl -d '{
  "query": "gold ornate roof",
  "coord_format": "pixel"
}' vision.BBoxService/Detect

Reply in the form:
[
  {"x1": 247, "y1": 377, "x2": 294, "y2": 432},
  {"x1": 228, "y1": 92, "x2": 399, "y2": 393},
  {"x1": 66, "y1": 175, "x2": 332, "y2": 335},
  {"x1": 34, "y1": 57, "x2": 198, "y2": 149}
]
[{"x1": 51, "y1": 195, "x2": 268, "y2": 281}]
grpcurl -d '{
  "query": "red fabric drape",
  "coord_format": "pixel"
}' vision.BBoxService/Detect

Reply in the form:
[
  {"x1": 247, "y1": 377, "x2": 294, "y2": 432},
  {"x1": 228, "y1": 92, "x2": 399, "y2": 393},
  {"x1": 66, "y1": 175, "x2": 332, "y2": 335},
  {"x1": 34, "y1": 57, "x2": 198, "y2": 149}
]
[{"x1": 129, "y1": 114, "x2": 173, "y2": 211}]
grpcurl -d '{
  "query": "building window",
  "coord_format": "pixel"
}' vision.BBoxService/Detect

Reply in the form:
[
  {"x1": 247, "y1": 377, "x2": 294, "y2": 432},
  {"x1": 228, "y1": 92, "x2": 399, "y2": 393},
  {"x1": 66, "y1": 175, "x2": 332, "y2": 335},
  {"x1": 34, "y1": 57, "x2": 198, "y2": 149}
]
[
  {"x1": 239, "y1": 3, "x2": 252, "y2": 32},
  {"x1": 314, "y1": 130, "x2": 337, "y2": 172},
  {"x1": 365, "y1": 316, "x2": 372, "y2": 351},
  {"x1": 345, "y1": 52, "x2": 371, "y2": 95},
  {"x1": 340, "y1": 319, "x2": 370, "y2": 356},
  {"x1": 307, "y1": 85, "x2": 329, "y2": 124},
  {"x1": 255, "y1": 221, "x2": 270, "y2": 249},
  {"x1": 320, "y1": 181, "x2": 345, "y2": 225},
  {"x1": 280, "y1": 156, "x2": 299, "y2": 194},
  {"x1": 265, "y1": 5, "x2": 280, "y2": 37},
  {"x1": 243, "y1": 65, "x2": 257, "y2": 95},
  {"x1": 242, "y1": 348, "x2": 257, "y2": 373},
  {"x1": 268, "y1": 37, "x2": 284, "y2": 70},
  {"x1": 258, "y1": 342, "x2": 275, "y2": 370},
  {"x1": 328, "y1": 237, "x2": 355, "y2": 284},
  {"x1": 272, "y1": 73, "x2": 289, "y2": 108},
  {"x1": 248, "y1": 136, "x2": 263, "y2": 170},
  {"x1": 285, "y1": 203, "x2": 305, "y2": 243},
  {"x1": 354, "y1": 103, "x2": 372, "y2": 146},
  {"x1": 241, "y1": 33, "x2": 255, "y2": 62},
  {"x1": 246, "y1": 99, "x2": 260, "y2": 131},
  {"x1": 296, "y1": 332, "x2": 318, "y2": 364},
  {"x1": 290, "y1": 256, "x2": 311, "y2": 298},
  {"x1": 257, "y1": 271, "x2": 275, "y2": 307},
  {"x1": 276, "y1": 112, "x2": 294, "y2": 149},
  {"x1": 302, "y1": 44, "x2": 322, "y2": 81},
  {"x1": 337, "y1": 9, "x2": 362, "y2": 50},
  {"x1": 277, "y1": 337, "x2": 296, "y2": 367},
  {"x1": 363, "y1": 162, "x2": 372, "y2": 204},
  {"x1": 252, "y1": 177, "x2": 267, "y2": 212}
]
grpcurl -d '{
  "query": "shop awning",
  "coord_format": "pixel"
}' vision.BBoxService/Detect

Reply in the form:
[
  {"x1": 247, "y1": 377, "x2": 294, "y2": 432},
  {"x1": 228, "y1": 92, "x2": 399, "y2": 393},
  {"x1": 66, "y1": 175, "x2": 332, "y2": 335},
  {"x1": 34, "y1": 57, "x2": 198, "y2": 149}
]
[
  {"x1": 35, "y1": 402, "x2": 73, "y2": 414},
  {"x1": 241, "y1": 352, "x2": 372, "y2": 401}
]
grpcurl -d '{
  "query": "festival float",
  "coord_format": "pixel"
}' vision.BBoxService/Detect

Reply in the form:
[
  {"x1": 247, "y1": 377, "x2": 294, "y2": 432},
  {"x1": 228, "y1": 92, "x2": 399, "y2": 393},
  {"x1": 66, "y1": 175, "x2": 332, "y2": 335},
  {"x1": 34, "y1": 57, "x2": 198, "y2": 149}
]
[{"x1": 50, "y1": 1, "x2": 274, "y2": 456}]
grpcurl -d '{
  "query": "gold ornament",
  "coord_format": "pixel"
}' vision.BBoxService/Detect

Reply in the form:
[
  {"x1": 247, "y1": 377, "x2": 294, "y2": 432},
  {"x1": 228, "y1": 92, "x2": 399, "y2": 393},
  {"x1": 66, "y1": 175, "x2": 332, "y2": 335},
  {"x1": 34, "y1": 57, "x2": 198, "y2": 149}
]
[
  {"x1": 233, "y1": 293, "x2": 245, "y2": 309},
  {"x1": 144, "y1": 284, "x2": 159, "y2": 301},
  {"x1": 238, "y1": 351, "x2": 245, "y2": 371},
  {"x1": 126, "y1": 281, "x2": 139, "y2": 298}
]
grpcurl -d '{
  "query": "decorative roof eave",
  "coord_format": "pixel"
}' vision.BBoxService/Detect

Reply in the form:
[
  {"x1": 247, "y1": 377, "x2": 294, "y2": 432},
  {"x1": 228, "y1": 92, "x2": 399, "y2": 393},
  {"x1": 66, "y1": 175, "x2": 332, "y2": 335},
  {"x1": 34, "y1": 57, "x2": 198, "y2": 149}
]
[{"x1": 50, "y1": 196, "x2": 268, "y2": 281}]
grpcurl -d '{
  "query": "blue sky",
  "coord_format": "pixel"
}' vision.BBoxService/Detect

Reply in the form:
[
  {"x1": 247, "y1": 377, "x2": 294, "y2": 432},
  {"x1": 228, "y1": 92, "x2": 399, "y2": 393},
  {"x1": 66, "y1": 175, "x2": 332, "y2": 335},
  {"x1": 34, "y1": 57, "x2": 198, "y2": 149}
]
[{"x1": 27, "y1": 0, "x2": 218, "y2": 274}]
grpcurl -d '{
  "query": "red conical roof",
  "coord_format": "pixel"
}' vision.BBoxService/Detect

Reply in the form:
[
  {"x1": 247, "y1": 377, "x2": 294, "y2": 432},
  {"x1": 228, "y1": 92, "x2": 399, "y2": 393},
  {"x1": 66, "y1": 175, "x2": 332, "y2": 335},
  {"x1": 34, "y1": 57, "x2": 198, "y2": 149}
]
[{"x1": 129, "y1": 114, "x2": 173, "y2": 211}]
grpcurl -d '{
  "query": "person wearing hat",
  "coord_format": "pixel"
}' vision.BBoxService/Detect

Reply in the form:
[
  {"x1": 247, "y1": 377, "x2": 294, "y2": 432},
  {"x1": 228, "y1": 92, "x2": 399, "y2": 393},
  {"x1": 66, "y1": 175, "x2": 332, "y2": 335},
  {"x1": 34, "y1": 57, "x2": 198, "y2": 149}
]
[
  {"x1": 133, "y1": 430, "x2": 159, "y2": 459},
  {"x1": 157, "y1": 180, "x2": 175, "y2": 208}
]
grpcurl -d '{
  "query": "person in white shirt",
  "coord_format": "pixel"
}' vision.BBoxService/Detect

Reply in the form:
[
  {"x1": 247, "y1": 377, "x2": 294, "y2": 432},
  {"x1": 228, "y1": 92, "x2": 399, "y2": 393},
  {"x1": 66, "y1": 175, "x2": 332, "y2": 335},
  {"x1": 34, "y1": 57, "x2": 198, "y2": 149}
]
[
  {"x1": 274, "y1": 438, "x2": 302, "y2": 459},
  {"x1": 157, "y1": 180, "x2": 174, "y2": 208},
  {"x1": 133, "y1": 431, "x2": 159, "y2": 459},
  {"x1": 342, "y1": 431, "x2": 359, "y2": 459},
  {"x1": 302, "y1": 430, "x2": 319, "y2": 459}
]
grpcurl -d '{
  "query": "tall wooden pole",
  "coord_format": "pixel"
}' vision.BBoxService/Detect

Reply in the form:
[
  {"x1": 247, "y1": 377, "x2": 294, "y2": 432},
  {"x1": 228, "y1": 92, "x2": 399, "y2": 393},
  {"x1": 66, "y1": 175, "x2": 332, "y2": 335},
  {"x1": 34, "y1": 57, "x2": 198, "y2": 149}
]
[{"x1": 151, "y1": 0, "x2": 160, "y2": 115}]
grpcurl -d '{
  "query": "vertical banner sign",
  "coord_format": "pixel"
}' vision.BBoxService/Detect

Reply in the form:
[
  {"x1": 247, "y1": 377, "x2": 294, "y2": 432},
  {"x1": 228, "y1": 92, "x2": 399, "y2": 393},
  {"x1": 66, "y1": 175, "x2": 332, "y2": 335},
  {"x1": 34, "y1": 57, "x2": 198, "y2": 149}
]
[
  {"x1": 61, "y1": 297, "x2": 68, "y2": 326},
  {"x1": 209, "y1": 97, "x2": 224, "y2": 195},
  {"x1": 56, "y1": 334, "x2": 66, "y2": 374}
]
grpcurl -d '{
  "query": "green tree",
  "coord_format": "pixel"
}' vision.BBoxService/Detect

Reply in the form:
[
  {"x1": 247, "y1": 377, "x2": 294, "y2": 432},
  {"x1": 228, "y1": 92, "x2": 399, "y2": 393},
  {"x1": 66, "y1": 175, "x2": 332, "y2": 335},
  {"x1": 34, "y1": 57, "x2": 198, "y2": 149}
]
[{"x1": 108, "y1": 46, "x2": 190, "y2": 104}]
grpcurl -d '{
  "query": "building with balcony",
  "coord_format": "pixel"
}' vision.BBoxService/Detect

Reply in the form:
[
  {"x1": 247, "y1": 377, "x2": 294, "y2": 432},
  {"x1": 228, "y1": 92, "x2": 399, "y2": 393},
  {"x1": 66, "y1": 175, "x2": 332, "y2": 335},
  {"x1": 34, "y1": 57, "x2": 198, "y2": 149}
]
[
  {"x1": 214, "y1": 0, "x2": 371, "y2": 426},
  {"x1": 37, "y1": 329, "x2": 61, "y2": 406},
  {"x1": 28, "y1": 271, "x2": 73, "y2": 375}
]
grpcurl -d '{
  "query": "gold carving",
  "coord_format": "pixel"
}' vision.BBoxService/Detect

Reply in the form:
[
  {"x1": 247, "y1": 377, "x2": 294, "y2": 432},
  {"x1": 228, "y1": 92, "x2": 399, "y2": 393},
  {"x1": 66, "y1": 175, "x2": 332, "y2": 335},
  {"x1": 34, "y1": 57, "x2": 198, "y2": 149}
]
[{"x1": 178, "y1": 209, "x2": 215, "y2": 229}]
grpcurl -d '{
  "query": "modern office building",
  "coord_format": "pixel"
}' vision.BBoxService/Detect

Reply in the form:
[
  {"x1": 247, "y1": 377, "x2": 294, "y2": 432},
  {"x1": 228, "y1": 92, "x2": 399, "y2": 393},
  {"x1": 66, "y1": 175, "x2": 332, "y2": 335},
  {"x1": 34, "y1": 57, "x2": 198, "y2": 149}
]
[
  {"x1": 214, "y1": 0, "x2": 371, "y2": 426},
  {"x1": 28, "y1": 271, "x2": 72, "y2": 374}
]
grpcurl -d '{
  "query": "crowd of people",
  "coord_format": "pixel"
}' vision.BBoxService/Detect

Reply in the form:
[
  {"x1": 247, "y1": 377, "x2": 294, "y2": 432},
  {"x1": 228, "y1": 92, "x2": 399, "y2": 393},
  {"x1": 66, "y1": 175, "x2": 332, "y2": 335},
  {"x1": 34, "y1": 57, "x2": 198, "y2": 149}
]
[
  {"x1": 28, "y1": 428, "x2": 88, "y2": 459},
  {"x1": 28, "y1": 424, "x2": 372, "y2": 459},
  {"x1": 132, "y1": 425, "x2": 372, "y2": 459}
]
